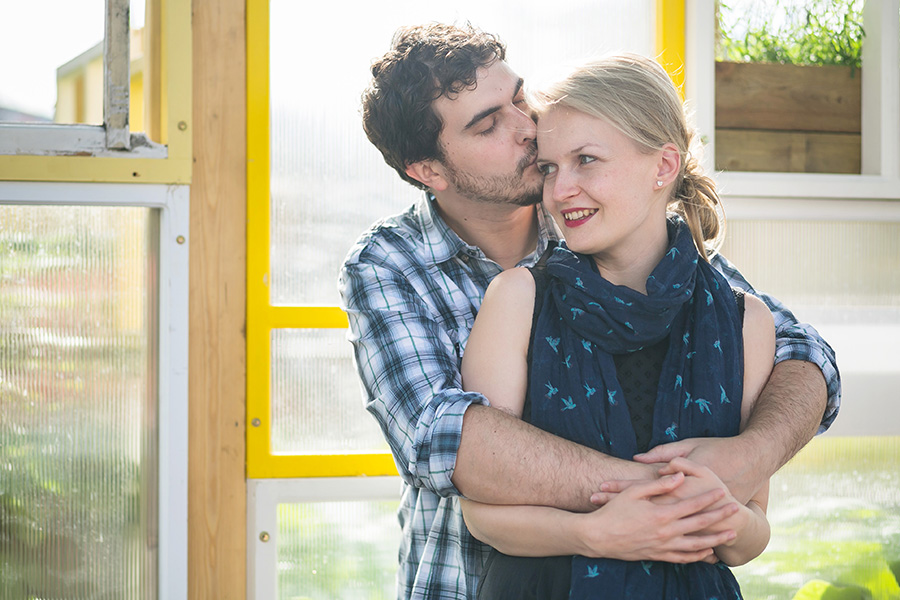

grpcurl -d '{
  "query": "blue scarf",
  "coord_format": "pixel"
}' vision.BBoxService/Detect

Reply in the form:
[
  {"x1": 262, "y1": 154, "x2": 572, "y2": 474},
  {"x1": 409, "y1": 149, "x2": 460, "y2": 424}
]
[{"x1": 531, "y1": 216, "x2": 744, "y2": 599}]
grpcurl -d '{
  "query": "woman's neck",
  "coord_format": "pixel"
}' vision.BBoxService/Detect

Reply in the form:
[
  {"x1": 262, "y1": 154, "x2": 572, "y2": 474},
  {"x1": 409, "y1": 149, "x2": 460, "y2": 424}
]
[{"x1": 592, "y1": 218, "x2": 670, "y2": 294}]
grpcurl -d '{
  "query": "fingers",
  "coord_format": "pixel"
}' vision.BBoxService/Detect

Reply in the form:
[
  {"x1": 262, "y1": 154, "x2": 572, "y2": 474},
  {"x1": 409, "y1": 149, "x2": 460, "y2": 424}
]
[
  {"x1": 590, "y1": 492, "x2": 614, "y2": 506},
  {"x1": 591, "y1": 473, "x2": 684, "y2": 505},
  {"x1": 658, "y1": 456, "x2": 710, "y2": 479},
  {"x1": 671, "y1": 502, "x2": 740, "y2": 539},
  {"x1": 633, "y1": 440, "x2": 693, "y2": 464},
  {"x1": 656, "y1": 548, "x2": 716, "y2": 564},
  {"x1": 662, "y1": 486, "x2": 727, "y2": 521}
]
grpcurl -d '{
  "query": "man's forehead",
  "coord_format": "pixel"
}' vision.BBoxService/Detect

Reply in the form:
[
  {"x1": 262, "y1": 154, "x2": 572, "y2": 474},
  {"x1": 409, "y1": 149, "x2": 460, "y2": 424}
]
[{"x1": 433, "y1": 61, "x2": 521, "y2": 126}]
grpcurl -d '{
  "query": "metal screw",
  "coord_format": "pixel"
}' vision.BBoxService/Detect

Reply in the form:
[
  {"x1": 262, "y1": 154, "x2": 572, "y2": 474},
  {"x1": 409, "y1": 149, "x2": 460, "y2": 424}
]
[
  {"x1": 177, "y1": 121, "x2": 188, "y2": 131},
  {"x1": 176, "y1": 235, "x2": 186, "y2": 245},
  {"x1": 251, "y1": 418, "x2": 261, "y2": 427},
  {"x1": 259, "y1": 531, "x2": 270, "y2": 543}
]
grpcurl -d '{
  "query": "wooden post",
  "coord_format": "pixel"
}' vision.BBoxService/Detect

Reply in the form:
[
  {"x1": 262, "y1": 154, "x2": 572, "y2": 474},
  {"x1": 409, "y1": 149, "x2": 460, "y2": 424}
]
[
  {"x1": 189, "y1": 0, "x2": 248, "y2": 596},
  {"x1": 104, "y1": 0, "x2": 131, "y2": 149}
]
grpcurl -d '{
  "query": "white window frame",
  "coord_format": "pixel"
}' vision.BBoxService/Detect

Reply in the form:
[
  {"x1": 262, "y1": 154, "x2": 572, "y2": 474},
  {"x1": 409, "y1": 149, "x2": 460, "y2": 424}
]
[
  {"x1": 247, "y1": 477, "x2": 402, "y2": 600},
  {"x1": 0, "y1": 180, "x2": 189, "y2": 600},
  {"x1": 686, "y1": 0, "x2": 900, "y2": 201}
]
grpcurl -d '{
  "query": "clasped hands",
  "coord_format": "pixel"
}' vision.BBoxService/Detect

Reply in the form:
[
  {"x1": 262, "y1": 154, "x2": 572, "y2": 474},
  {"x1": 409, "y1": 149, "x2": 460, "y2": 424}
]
[{"x1": 573, "y1": 439, "x2": 756, "y2": 565}]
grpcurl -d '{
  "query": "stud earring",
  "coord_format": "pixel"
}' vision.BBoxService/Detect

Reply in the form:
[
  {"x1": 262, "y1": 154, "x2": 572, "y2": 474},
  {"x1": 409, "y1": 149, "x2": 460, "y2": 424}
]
[{"x1": 656, "y1": 180, "x2": 664, "y2": 187}]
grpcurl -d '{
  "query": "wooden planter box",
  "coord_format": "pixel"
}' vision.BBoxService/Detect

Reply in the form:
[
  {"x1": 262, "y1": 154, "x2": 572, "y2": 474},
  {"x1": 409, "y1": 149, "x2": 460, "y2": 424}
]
[{"x1": 715, "y1": 61, "x2": 861, "y2": 174}]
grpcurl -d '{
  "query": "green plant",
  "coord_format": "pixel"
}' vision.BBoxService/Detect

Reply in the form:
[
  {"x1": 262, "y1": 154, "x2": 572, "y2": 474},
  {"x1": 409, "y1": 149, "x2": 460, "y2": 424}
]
[{"x1": 717, "y1": 0, "x2": 865, "y2": 68}]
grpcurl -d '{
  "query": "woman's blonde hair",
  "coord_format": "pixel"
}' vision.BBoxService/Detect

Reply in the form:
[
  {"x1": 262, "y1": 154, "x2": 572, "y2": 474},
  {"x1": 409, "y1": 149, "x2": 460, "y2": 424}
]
[{"x1": 534, "y1": 53, "x2": 724, "y2": 259}]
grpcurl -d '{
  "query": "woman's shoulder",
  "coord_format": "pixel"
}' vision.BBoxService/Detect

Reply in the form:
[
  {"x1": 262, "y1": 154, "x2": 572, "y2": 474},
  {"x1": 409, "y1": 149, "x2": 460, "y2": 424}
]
[
  {"x1": 742, "y1": 293, "x2": 775, "y2": 335},
  {"x1": 484, "y1": 267, "x2": 537, "y2": 304}
]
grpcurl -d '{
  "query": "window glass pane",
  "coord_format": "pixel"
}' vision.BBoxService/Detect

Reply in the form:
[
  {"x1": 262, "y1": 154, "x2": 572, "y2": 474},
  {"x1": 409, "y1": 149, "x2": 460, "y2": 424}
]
[
  {"x1": 268, "y1": 0, "x2": 654, "y2": 305},
  {"x1": 0, "y1": 0, "x2": 145, "y2": 126},
  {"x1": 715, "y1": 0, "x2": 865, "y2": 174},
  {"x1": 733, "y1": 436, "x2": 900, "y2": 599},
  {"x1": 720, "y1": 220, "x2": 900, "y2": 436},
  {"x1": 0, "y1": 205, "x2": 158, "y2": 599},
  {"x1": 277, "y1": 500, "x2": 401, "y2": 599},
  {"x1": 271, "y1": 329, "x2": 388, "y2": 454}
]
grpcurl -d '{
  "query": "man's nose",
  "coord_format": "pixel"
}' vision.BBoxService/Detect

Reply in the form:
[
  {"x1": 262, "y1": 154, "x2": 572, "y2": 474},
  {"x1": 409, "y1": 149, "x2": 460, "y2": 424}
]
[{"x1": 512, "y1": 107, "x2": 537, "y2": 145}]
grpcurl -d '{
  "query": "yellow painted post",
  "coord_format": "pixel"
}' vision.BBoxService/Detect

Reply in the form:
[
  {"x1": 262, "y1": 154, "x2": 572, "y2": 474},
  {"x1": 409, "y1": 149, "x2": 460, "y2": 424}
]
[
  {"x1": 656, "y1": 0, "x2": 687, "y2": 98},
  {"x1": 244, "y1": 0, "x2": 395, "y2": 478}
]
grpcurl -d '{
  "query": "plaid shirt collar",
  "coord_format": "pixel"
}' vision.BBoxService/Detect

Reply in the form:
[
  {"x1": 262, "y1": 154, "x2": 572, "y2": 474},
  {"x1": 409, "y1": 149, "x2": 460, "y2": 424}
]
[{"x1": 417, "y1": 191, "x2": 561, "y2": 268}]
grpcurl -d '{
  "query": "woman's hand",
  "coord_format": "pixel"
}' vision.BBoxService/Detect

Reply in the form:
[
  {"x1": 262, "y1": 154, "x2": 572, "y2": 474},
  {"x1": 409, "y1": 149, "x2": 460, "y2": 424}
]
[
  {"x1": 597, "y1": 457, "x2": 770, "y2": 565},
  {"x1": 575, "y1": 471, "x2": 739, "y2": 563}
]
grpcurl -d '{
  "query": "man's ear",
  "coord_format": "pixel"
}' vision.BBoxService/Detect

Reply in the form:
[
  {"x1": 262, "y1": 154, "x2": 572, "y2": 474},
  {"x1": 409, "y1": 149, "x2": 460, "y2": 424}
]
[
  {"x1": 656, "y1": 143, "x2": 681, "y2": 187},
  {"x1": 406, "y1": 160, "x2": 449, "y2": 192}
]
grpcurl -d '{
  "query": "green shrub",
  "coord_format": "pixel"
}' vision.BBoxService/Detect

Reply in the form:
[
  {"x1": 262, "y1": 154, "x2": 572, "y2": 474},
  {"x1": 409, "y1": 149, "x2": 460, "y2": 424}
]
[{"x1": 717, "y1": 0, "x2": 865, "y2": 68}]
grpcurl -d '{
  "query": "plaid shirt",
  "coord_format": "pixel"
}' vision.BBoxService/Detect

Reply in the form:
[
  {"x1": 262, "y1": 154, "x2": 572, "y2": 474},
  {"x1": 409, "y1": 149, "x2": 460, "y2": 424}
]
[{"x1": 338, "y1": 193, "x2": 840, "y2": 600}]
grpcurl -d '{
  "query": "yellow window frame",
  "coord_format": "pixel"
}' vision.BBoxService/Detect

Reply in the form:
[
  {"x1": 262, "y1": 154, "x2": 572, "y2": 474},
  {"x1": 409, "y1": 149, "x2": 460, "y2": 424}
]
[
  {"x1": 0, "y1": 0, "x2": 192, "y2": 185},
  {"x1": 245, "y1": 0, "x2": 686, "y2": 479}
]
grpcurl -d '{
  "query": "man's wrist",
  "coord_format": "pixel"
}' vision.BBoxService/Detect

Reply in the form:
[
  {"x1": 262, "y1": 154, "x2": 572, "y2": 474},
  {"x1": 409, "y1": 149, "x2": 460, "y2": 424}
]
[{"x1": 726, "y1": 430, "x2": 770, "y2": 503}]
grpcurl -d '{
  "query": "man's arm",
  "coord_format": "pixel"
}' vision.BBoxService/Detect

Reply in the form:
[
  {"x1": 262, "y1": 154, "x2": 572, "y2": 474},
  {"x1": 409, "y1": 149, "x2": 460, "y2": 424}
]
[
  {"x1": 339, "y1": 255, "x2": 652, "y2": 511},
  {"x1": 634, "y1": 254, "x2": 839, "y2": 504}
]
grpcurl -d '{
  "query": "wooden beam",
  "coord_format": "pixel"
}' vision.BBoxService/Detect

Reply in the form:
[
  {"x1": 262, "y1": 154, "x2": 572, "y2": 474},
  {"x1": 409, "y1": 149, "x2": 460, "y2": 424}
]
[
  {"x1": 189, "y1": 0, "x2": 247, "y2": 597},
  {"x1": 716, "y1": 62, "x2": 861, "y2": 133},
  {"x1": 716, "y1": 128, "x2": 861, "y2": 174}
]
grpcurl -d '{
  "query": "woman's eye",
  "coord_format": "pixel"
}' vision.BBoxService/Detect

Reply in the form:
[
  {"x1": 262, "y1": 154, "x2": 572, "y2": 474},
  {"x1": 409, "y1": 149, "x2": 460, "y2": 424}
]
[{"x1": 579, "y1": 155, "x2": 597, "y2": 166}]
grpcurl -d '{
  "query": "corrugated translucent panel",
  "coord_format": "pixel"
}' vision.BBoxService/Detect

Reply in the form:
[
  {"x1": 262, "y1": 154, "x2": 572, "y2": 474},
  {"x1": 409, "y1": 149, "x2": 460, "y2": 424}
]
[
  {"x1": 733, "y1": 436, "x2": 900, "y2": 599},
  {"x1": 268, "y1": 0, "x2": 654, "y2": 305},
  {"x1": 0, "y1": 205, "x2": 157, "y2": 599},
  {"x1": 720, "y1": 220, "x2": 900, "y2": 310},
  {"x1": 721, "y1": 219, "x2": 900, "y2": 435},
  {"x1": 276, "y1": 500, "x2": 401, "y2": 600},
  {"x1": 270, "y1": 329, "x2": 387, "y2": 454}
]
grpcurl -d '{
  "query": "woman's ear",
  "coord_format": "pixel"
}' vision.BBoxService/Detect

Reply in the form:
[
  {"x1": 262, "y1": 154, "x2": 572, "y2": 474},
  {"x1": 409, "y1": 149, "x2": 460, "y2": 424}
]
[
  {"x1": 406, "y1": 160, "x2": 449, "y2": 192},
  {"x1": 656, "y1": 143, "x2": 681, "y2": 187}
]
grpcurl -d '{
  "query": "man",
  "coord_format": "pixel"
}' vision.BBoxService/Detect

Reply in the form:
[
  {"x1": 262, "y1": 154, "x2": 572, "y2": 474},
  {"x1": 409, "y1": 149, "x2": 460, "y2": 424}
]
[{"x1": 338, "y1": 23, "x2": 839, "y2": 600}]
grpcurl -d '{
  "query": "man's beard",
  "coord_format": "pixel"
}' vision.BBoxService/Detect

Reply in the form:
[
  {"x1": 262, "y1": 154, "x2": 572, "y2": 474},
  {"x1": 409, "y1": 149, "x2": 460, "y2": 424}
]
[{"x1": 442, "y1": 143, "x2": 542, "y2": 207}]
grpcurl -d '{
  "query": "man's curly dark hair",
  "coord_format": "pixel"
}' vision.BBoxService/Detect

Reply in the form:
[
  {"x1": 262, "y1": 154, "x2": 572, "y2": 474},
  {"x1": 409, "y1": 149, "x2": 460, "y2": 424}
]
[{"x1": 361, "y1": 23, "x2": 507, "y2": 189}]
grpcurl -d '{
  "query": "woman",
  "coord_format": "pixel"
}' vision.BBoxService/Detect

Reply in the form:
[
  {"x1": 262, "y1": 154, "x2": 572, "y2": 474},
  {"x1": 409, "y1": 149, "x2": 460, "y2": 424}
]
[{"x1": 459, "y1": 54, "x2": 774, "y2": 599}]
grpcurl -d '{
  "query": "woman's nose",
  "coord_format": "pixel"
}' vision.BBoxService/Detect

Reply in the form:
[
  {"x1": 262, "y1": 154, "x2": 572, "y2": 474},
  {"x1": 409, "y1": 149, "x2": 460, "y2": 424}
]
[{"x1": 549, "y1": 170, "x2": 578, "y2": 203}]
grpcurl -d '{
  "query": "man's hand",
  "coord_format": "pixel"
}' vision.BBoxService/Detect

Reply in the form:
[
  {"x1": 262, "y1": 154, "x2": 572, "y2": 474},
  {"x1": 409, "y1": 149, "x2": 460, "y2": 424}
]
[
  {"x1": 577, "y1": 471, "x2": 738, "y2": 563},
  {"x1": 632, "y1": 436, "x2": 764, "y2": 504}
]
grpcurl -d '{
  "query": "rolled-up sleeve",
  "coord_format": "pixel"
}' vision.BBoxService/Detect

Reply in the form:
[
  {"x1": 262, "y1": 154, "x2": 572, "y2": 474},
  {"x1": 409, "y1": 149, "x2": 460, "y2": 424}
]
[
  {"x1": 339, "y1": 257, "x2": 487, "y2": 497},
  {"x1": 711, "y1": 253, "x2": 841, "y2": 432}
]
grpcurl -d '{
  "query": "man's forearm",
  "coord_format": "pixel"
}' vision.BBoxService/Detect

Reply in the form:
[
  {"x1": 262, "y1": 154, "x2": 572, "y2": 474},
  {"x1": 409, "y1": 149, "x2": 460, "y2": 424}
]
[
  {"x1": 732, "y1": 359, "x2": 827, "y2": 498},
  {"x1": 451, "y1": 404, "x2": 656, "y2": 512}
]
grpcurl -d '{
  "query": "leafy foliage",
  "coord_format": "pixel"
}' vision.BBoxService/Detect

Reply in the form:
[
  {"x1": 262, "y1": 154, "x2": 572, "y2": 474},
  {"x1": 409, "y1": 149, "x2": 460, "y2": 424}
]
[{"x1": 717, "y1": 0, "x2": 865, "y2": 68}]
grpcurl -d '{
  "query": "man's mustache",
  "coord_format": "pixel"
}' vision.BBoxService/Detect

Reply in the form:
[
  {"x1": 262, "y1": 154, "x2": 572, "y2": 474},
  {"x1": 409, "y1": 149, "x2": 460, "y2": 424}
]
[{"x1": 518, "y1": 142, "x2": 538, "y2": 173}]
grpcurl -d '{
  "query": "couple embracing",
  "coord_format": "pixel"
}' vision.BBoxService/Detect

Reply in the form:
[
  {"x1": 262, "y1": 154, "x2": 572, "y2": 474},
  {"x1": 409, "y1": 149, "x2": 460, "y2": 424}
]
[{"x1": 339, "y1": 22, "x2": 840, "y2": 600}]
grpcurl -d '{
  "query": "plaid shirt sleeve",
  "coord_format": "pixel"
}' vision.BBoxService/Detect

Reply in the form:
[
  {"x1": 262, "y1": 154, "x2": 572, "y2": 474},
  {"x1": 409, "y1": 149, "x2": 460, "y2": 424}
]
[
  {"x1": 711, "y1": 252, "x2": 841, "y2": 432},
  {"x1": 339, "y1": 251, "x2": 487, "y2": 498}
]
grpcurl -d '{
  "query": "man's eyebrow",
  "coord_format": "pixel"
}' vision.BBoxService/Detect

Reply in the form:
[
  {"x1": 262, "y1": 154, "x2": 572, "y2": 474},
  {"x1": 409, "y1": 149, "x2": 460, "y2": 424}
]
[{"x1": 463, "y1": 77, "x2": 525, "y2": 131}]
